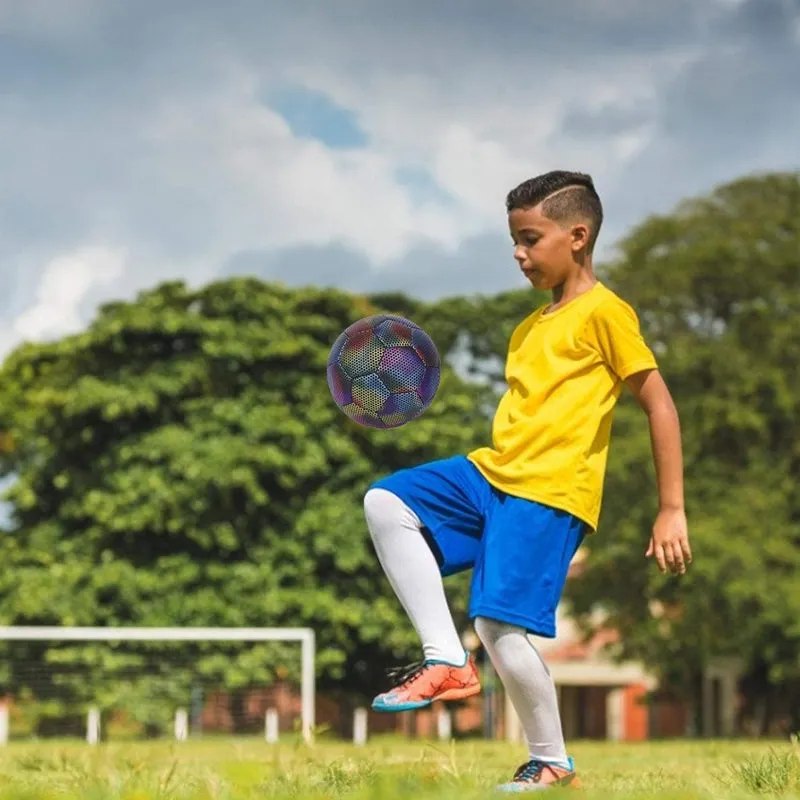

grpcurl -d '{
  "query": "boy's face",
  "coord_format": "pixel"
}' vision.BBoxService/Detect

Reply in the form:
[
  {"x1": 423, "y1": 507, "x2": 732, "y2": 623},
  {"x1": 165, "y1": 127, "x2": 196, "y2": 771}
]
[{"x1": 508, "y1": 205, "x2": 590, "y2": 290}]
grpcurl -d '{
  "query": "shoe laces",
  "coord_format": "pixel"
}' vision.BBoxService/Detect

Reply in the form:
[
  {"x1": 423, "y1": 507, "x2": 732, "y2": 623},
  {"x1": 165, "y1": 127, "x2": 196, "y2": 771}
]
[
  {"x1": 385, "y1": 659, "x2": 427, "y2": 688},
  {"x1": 512, "y1": 760, "x2": 548, "y2": 784}
]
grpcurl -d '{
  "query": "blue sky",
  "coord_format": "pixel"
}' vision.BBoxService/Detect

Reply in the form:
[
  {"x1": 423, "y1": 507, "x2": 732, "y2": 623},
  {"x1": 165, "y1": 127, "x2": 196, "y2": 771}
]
[
  {"x1": 267, "y1": 86, "x2": 368, "y2": 150},
  {"x1": 0, "y1": 0, "x2": 798, "y2": 356}
]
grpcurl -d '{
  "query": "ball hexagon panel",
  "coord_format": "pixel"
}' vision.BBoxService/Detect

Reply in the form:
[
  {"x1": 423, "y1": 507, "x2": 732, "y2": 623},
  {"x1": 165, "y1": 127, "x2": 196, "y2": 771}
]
[
  {"x1": 351, "y1": 373, "x2": 391, "y2": 414},
  {"x1": 379, "y1": 346, "x2": 426, "y2": 392},
  {"x1": 341, "y1": 403, "x2": 383, "y2": 428},
  {"x1": 375, "y1": 318, "x2": 416, "y2": 348},
  {"x1": 381, "y1": 390, "x2": 423, "y2": 417},
  {"x1": 338, "y1": 329, "x2": 383, "y2": 378},
  {"x1": 379, "y1": 392, "x2": 425, "y2": 428}
]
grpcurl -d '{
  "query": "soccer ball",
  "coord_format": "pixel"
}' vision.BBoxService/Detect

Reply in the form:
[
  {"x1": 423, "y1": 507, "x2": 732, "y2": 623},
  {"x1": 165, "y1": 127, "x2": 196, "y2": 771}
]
[{"x1": 326, "y1": 314, "x2": 441, "y2": 428}]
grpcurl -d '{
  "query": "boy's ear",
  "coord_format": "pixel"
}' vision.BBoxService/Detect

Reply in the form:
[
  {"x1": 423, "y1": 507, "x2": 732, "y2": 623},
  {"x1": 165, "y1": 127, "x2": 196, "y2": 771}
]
[{"x1": 570, "y1": 224, "x2": 591, "y2": 251}]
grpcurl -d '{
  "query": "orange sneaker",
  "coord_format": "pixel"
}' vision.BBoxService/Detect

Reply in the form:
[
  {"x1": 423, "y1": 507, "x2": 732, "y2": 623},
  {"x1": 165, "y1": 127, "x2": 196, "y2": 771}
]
[
  {"x1": 371, "y1": 655, "x2": 481, "y2": 711},
  {"x1": 497, "y1": 758, "x2": 581, "y2": 793}
]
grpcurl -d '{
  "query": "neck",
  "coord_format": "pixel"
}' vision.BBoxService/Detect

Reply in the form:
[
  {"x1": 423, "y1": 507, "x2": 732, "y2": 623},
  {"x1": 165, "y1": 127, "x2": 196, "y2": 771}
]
[{"x1": 551, "y1": 266, "x2": 597, "y2": 304}]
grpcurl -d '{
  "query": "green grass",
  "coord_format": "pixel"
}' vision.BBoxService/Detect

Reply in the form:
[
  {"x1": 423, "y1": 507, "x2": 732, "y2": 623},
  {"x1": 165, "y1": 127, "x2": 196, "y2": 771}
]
[{"x1": 0, "y1": 736, "x2": 797, "y2": 799}]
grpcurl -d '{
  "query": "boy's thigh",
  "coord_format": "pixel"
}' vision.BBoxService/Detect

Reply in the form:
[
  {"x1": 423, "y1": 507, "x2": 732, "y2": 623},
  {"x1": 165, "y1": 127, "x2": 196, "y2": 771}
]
[
  {"x1": 469, "y1": 495, "x2": 586, "y2": 638},
  {"x1": 368, "y1": 456, "x2": 490, "y2": 576}
]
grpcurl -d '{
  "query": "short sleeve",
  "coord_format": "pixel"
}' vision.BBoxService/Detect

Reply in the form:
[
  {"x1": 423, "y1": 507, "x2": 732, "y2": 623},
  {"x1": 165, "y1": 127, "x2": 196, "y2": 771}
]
[{"x1": 585, "y1": 298, "x2": 658, "y2": 380}]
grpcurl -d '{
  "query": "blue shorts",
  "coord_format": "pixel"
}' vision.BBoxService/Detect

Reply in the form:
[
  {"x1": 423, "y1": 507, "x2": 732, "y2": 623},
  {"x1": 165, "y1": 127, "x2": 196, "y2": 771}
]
[{"x1": 369, "y1": 455, "x2": 586, "y2": 638}]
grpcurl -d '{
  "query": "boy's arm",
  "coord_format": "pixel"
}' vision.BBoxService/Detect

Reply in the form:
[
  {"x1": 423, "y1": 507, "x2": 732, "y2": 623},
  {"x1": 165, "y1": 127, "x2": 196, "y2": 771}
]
[{"x1": 625, "y1": 369, "x2": 692, "y2": 576}]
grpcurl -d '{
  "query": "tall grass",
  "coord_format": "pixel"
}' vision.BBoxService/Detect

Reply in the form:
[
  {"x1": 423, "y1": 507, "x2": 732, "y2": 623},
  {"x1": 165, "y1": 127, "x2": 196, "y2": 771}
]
[{"x1": 0, "y1": 737, "x2": 796, "y2": 799}]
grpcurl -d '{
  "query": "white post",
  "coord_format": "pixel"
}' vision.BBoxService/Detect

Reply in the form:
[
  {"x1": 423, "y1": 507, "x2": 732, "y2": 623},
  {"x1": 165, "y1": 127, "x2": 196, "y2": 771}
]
[
  {"x1": 301, "y1": 630, "x2": 315, "y2": 744},
  {"x1": 174, "y1": 708, "x2": 188, "y2": 741},
  {"x1": 606, "y1": 688, "x2": 625, "y2": 741},
  {"x1": 721, "y1": 673, "x2": 737, "y2": 737},
  {"x1": 87, "y1": 707, "x2": 100, "y2": 745},
  {"x1": 353, "y1": 707, "x2": 368, "y2": 746},
  {"x1": 265, "y1": 708, "x2": 279, "y2": 744},
  {"x1": 0, "y1": 626, "x2": 317, "y2": 748},
  {"x1": 560, "y1": 686, "x2": 578, "y2": 741},
  {"x1": 702, "y1": 673, "x2": 715, "y2": 737},
  {"x1": 437, "y1": 708, "x2": 452, "y2": 740},
  {"x1": 0, "y1": 701, "x2": 8, "y2": 745}
]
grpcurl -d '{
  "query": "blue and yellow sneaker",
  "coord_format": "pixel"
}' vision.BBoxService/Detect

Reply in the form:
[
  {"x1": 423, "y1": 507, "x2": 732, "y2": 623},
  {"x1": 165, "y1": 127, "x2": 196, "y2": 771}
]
[{"x1": 496, "y1": 757, "x2": 580, "y2": 792}]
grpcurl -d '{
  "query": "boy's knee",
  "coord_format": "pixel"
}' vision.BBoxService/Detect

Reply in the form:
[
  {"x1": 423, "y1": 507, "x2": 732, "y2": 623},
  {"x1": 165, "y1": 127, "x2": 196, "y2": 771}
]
[
  {"x1": 364, "y1": 486, "x2": 388, "y2": 513},
  {"x1": 474, "y1": 616, "x2": 503, "y2": 646},
  {"x1": 474, "y1": 616, "x2": 551, "y2": 675},
  {"x1": 474, "y1": 616, "x2": 524, "y2": 647},
  {"x1": 364, "y1": 487, "x2": 421, "y2": 537},
  {"x1": 363, "y1": 487, "x2": 400, "y2": 528}
]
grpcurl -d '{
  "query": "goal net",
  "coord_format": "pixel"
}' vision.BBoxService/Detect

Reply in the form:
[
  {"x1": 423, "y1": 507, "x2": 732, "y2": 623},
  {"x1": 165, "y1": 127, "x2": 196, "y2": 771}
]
[{"x1": 0, "y1": 627, "x2": 315, "y2": 745}]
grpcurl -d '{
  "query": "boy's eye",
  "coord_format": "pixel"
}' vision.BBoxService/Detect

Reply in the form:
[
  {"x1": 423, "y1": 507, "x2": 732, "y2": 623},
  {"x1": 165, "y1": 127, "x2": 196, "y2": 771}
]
[{"x1": 511, "y1": 233, "x2": 539, "y2": 247}]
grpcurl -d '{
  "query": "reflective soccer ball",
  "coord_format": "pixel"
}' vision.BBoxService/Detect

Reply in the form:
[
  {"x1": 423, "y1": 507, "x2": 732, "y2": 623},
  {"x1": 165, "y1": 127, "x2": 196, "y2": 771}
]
[{"x1": 326, "y1": 314, "x2": 441, "y2": 428}]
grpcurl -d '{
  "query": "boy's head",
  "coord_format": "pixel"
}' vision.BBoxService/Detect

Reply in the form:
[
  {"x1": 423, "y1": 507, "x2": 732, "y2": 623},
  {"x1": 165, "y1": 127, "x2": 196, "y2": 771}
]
[{"x1": 506, "y1": 171, "x2": 603, "y2": 290}]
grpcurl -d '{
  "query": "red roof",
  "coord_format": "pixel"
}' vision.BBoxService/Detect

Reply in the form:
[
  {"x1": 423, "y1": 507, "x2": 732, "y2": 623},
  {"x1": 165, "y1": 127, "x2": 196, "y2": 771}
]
[{"x1": 544, "y1": 626, "x2": 620, "y2": 662}]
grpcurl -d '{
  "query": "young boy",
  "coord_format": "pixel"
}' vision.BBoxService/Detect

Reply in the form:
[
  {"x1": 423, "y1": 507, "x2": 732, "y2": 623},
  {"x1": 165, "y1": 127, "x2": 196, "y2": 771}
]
[{"x1": 363, "y1": 170, "x2": 691, "y2": 792}]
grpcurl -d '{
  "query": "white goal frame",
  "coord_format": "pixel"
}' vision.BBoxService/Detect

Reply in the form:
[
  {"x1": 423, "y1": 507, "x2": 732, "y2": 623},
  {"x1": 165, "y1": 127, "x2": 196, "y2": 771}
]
[{"x1": 0, "y1": 626, "x2": 316, "y2": 743}]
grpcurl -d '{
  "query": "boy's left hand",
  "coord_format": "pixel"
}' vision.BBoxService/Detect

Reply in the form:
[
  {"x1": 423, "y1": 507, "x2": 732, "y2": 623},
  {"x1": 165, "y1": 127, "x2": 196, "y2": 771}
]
[{"x1": 646, "y1": 508, "x2": 691, "y2": 575}]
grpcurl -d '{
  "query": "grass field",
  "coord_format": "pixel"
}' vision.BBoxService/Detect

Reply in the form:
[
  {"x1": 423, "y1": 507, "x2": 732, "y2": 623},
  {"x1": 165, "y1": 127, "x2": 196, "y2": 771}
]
[{"x1": 0, "y1": 736, "x2": 797, "y2": 799}]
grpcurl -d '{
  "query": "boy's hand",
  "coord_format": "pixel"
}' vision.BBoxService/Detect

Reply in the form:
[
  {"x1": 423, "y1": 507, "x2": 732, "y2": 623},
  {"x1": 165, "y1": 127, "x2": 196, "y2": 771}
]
[{"x1": 646, "y1": 508, "x2": 691, "y2": 575}]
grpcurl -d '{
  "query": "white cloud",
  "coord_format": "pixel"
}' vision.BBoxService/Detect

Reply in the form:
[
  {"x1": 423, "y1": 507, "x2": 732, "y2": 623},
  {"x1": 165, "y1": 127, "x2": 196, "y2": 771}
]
[
  {"x1": 141, "y1": 72, "x2": 461, "y2": 265},
  {"x1": 0, "y1": 0, "x2": 797, "y2": 360},
  {"x1": 13, "y1": 246, "x2": 125, "y2": 341},
  {"x1": 430, "y1": 126, "x2": 538, "y2": 223}
]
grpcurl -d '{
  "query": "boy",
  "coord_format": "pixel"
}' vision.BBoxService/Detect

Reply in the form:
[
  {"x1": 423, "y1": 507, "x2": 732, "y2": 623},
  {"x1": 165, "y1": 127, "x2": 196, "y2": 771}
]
[{"x1": 363, "y1": 171, "x2": 691, "y2": 792}]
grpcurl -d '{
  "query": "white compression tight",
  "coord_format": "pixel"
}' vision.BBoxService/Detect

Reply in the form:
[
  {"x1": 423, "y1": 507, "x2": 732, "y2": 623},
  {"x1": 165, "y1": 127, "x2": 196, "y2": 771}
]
[
  {"x1": 364, "y1": 487, "x2": 466, "y2": 664},
  {"x1": 475, "y1": 617, "x2": 569, "y2": 763},
  {"x1": 364, "y1": 487, "x2": 569, "y2": 762}
]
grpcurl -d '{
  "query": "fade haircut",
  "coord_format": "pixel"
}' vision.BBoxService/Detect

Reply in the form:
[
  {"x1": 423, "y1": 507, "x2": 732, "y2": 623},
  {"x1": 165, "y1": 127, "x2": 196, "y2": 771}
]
[{"x1": 506, "y1": 170, "x2": 604, "y2": 252}]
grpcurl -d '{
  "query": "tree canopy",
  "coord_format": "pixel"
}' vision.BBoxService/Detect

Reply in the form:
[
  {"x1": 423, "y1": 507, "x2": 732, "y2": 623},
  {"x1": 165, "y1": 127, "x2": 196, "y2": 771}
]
[
  {"x1": 564, "y1": 172, "x2": 800, "y2": 731},
  {"x1": 0, "y1": 171, "x2": 797, "y2": 735},
  {"x1": 0, "y1": 279, "x2": 490, "y2": 732}
]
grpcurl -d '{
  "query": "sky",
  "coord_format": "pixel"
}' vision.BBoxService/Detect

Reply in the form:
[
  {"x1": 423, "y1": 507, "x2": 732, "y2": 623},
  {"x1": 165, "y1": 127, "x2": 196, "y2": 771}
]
[{"x1": 0, "y1": 0, "x2": 798, "y2": 358}]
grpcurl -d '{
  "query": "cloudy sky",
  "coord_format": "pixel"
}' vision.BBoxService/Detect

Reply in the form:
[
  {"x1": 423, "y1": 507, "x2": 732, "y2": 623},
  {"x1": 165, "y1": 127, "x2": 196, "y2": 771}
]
[{"x1": 1, "y1": 0, "x2": 798, "y2": 357}]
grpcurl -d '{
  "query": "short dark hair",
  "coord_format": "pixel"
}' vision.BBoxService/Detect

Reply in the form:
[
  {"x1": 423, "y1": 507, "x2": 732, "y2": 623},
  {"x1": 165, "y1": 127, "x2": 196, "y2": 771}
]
[{"x1": 506, "y1": 170, "x2": 604, "y2": 251}]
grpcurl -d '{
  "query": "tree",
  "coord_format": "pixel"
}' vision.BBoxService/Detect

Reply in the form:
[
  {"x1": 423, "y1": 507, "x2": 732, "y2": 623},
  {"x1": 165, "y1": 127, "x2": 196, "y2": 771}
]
[
  {"x1": 0, "y1": 278, "x2": 489, "y2": 734},
  {"x1": 564, "y1": 172, "x2": 800, "y2": 732}
]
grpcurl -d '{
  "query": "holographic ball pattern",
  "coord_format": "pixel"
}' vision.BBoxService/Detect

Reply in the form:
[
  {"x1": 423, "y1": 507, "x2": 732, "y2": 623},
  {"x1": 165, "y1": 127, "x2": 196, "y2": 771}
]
[{"x1": 326, "y1": 314, "x2": 441, "y2": 428}]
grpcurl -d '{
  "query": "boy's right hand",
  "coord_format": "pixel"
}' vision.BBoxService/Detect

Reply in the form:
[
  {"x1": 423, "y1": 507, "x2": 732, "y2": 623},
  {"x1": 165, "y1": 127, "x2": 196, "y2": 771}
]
[{"x1": 646, "y1": 508, "x2": 691, "y2": 575}]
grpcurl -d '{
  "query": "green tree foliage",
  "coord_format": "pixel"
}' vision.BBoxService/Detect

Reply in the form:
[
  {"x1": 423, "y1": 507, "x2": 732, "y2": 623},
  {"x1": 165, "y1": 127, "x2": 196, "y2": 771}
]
[
  {"x1": 563, "y1": 172, "x2": 800, "y2": 730},
  {"x1": 0, "y1": 279, "x2": 489, "y2": 733},
  {"x1": 2, "y1": 171, "x2": 798, "y2": 736}
]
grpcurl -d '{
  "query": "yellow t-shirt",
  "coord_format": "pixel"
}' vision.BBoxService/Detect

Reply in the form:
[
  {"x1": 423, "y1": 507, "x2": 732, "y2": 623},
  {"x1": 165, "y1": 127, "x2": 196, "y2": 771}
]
[{"x1": 467, "y1": 282, "x2": 657, "y2": 532}]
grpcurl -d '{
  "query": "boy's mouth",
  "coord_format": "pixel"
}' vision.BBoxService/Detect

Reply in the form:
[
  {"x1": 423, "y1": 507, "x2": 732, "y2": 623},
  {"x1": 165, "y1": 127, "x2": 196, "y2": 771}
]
[{"x1": 522, "y1": 268, "x2": 545, "y2": 286}]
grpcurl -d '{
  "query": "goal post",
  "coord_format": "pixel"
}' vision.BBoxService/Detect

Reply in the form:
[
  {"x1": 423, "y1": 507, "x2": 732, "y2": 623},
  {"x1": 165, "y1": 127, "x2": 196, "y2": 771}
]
[{"x1": 0, "y1": 626, "x2": 316, "y2": 744}]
